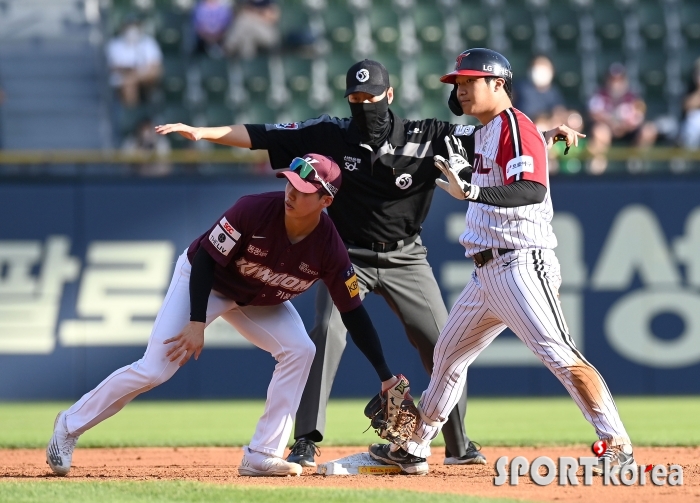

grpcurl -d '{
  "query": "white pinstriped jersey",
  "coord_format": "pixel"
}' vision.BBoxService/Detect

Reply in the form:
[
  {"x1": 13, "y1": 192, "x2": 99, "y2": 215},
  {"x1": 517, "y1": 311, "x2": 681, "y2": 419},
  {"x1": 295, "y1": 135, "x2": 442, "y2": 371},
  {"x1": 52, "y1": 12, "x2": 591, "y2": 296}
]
[{"x1": 459, "y1": 107, "x2": 557, "y2": 256}]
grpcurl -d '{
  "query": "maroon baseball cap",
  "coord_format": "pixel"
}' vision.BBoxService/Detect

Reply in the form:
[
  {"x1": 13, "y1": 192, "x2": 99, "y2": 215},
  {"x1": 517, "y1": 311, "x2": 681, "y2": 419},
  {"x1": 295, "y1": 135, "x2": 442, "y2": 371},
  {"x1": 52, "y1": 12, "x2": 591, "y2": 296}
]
[{"x1": 276, "y1": 153, "x2": 342, "y2": 198}]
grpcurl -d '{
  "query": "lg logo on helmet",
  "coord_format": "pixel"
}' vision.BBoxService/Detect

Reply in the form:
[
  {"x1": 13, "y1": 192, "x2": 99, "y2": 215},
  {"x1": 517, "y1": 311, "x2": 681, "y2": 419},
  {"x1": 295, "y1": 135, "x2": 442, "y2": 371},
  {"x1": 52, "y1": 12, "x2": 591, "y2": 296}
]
[
  {"x1": 482, "y1": 65, "x2": 513, "y2": 78},
  {"x1": 356, "y1": 69, "x2": 370, "y2": 82}
]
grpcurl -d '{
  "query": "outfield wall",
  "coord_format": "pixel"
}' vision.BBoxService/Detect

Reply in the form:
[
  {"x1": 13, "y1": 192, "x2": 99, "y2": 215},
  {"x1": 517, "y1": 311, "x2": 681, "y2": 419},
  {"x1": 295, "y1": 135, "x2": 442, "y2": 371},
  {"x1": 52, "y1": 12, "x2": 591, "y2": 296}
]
[{"x1": 1, "y1": 176, "x2": 699, "y2": 399}]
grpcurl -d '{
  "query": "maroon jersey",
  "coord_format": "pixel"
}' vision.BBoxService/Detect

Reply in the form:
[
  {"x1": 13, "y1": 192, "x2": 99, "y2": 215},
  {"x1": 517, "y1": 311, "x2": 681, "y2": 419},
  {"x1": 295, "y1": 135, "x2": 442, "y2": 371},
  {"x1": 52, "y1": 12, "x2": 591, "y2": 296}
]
[{"x1": 187, "y1": 192, "x2": 361, "y2": 313}]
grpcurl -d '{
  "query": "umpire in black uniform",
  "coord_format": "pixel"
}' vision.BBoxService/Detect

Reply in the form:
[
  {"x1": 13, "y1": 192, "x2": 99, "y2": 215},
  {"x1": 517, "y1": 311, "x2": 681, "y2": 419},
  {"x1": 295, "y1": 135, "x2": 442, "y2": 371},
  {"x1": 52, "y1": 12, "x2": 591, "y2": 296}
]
[{"x1": 157, "y1": 59, "x2": 486, "y2": 467}]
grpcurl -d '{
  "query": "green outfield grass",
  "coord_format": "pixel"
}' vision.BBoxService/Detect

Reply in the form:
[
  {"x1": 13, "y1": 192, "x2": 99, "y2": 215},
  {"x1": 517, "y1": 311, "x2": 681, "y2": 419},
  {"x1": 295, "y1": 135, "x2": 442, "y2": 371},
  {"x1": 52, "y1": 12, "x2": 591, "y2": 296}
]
[
  {"x1": 1, "y1": 396, "x2": 698, "y2": 448},
  {"x1": 0, "y1": 481, "x2": 524, "y2": 503}
]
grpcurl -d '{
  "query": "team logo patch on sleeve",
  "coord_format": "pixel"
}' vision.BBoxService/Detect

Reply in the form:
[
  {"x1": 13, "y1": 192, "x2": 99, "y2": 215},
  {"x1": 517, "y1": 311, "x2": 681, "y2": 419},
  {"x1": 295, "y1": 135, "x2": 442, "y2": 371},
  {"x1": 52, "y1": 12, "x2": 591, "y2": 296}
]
[
  {"x1": 219, "y1": 217, "x2": 241, "y2": 240},
  {"x1": 344, "y1": 265, "x2": 355, "y2": 278},
  {"x1": 506, "y1": 155, "x2": 535, "y2": 178},
  {"x1": 343, "y1": 265, "x2": 359, "y2": 297},
  {"x1": 209, "y1": 225, "x2": 237, "y2": 256},
  {"x1": 274, "y1": 122, "x2": 299, "y2": 130},
  {"x1": 345, "y1": 274, "x2": 359, "y2": 297}
]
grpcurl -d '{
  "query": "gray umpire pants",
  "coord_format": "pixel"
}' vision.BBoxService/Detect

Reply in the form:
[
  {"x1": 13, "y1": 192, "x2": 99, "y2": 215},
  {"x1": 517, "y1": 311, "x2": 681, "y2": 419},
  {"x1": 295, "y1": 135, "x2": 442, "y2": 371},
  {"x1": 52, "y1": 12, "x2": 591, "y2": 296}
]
[{"x1": 293, "y1": 236, "x2": 471, "y2": 458}]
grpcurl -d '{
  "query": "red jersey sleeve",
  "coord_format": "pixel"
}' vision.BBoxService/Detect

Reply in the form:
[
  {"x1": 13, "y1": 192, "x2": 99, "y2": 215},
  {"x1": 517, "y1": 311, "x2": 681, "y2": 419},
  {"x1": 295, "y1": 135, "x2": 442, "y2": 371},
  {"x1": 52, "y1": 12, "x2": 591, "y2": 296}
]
[
  {"x1": 199, "y1": 198, "x2": 249, "y2": 267},
  {"x1": 495, "y1": 108, "x2": 548, "y2": 186},
  {"x1": 321, "y1": 222, "x2": 362, "y2": 313}
]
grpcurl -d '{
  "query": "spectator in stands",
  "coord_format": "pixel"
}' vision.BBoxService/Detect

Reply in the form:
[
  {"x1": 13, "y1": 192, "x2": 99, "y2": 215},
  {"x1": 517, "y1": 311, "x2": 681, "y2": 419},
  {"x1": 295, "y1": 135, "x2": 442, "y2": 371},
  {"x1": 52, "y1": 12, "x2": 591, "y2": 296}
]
[
  {"x1": 680, "y1": 58, "x2": 700, "y2": 149},
  {"x1": 106, "y1": 14, "x2": 163, "y2": 108},
  {"x1": 192, "y1": 0, "x2": 233, "y2": 58},
  {"x1": 587, "y1": 63, "x2": 657, "y2": 174},
  {"x1": 514, "y1": 55, "x2": 568, "y2": 127},
  {"x1": 224, "y1": 0, "x2": 280, "y2": 59}
]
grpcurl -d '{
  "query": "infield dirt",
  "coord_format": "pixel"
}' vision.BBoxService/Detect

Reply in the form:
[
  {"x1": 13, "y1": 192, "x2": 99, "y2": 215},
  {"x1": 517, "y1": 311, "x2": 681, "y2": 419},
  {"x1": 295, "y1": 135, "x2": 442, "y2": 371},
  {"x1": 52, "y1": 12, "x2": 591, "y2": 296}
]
[{"x1": 2, "y1": 446, "x2": 698, "y2": 502}]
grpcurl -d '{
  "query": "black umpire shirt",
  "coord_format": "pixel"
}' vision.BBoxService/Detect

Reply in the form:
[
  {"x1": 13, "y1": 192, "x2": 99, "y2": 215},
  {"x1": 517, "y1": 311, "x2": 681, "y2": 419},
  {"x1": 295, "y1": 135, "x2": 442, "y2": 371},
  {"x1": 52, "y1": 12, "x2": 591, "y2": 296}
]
[{"x1": 245, "y1": 110, "x2": 477, "y2": 245}]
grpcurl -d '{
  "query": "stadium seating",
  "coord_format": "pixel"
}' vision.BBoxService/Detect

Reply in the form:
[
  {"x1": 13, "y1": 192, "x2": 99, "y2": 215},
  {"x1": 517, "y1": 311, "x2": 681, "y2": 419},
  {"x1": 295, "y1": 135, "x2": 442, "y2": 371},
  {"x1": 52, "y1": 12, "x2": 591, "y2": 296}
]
[
  {"x1": 199, "y1": 57, "x2": 229, "y2": 105},
  {"x1": 103, "y1": 0, "x2": 700, "y2": 146},
  {"x1": 680, "y1": 0, "x2": 700, "y2": 50},
  {"x1": 547, "y1": 1, "x2": 579, "y2": 51}
]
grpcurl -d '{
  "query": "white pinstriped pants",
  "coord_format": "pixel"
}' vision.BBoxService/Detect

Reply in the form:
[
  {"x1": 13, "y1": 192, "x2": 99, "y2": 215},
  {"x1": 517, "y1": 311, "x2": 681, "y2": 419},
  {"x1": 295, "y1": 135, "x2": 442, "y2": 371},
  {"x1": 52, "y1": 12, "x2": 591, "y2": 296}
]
[
  {"x1": 64, "y1": 251, "x2": 315, "y2": 458},
  {"x1": 406, "y1": 248, "x2": 631, "y2": 458}
]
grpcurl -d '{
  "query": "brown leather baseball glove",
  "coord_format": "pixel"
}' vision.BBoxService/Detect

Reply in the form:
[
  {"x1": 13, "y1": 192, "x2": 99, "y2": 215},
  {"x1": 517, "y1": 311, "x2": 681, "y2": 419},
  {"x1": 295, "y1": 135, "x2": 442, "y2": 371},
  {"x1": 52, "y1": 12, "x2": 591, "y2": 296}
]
[{"x1": 363, "y1": 374, "x2": 419, "y2": 450}]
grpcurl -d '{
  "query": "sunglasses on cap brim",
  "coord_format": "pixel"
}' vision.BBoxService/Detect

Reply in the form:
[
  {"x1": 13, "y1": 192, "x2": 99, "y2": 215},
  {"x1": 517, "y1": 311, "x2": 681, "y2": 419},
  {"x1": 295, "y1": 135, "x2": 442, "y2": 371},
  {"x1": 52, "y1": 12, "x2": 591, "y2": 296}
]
[{"x1": 289, "y1": 157, "x2": 337, "y2": 198}]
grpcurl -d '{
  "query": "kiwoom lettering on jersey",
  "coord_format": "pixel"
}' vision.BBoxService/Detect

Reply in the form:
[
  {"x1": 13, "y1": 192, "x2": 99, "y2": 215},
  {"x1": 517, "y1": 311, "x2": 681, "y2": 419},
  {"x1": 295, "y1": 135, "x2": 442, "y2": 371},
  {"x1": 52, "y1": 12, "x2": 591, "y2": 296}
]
[
  {"x1": 299, "y1": 262, "x2": 318, "y2": 276},
  {"x1": 246, "y1": 244, "x2": 268, "y2": 257},
  {"x1": 235, "y1": 258, "x2": 317, "y2": 292},
  {"x1": 343, "y1": 155, "x2": 361, "y2": 171}
]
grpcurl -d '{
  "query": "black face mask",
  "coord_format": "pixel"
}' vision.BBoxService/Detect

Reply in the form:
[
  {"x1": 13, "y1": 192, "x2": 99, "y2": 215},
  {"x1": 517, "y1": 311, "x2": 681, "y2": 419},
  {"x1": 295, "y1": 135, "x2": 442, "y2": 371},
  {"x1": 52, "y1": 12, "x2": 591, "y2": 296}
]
[{"x1": 349, "y1": 95, "x2": 391, "y2": 146}]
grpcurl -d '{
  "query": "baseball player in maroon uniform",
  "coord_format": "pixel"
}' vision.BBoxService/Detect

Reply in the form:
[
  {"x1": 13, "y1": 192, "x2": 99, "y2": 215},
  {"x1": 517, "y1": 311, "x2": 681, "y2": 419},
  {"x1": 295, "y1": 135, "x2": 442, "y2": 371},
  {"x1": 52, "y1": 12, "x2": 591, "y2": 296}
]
[
  {"x1": 369, "y1": 49, "x2": 635, "y2": 476},
  {"x1": 46, "y1": 153, "x2": 404, "y2": 477}
]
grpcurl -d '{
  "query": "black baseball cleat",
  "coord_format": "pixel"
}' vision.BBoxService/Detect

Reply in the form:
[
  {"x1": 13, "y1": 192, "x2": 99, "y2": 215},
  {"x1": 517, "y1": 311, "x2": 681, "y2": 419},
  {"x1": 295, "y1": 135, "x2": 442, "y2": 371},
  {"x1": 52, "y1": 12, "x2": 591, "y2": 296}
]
[
  {"x1": 286, "y1": 438, "x2": 320, "y2": 468},
  {"x1": 368, "y1": 443, "x2": 429, "y2": 475},
  {"x1": 444, "y1": 441, "x2": 487, "y2": 465}
]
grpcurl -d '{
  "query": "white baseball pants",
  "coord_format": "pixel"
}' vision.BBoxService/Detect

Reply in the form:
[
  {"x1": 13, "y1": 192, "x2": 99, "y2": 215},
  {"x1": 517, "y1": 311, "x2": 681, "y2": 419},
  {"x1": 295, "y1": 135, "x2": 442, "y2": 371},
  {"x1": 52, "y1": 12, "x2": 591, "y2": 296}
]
[
  {"x1": 64, "y1": 251, "x2": 315, "y2": 458},
  {"x1": 406, "y1": 248, "x2": 631, "y2": 458}
]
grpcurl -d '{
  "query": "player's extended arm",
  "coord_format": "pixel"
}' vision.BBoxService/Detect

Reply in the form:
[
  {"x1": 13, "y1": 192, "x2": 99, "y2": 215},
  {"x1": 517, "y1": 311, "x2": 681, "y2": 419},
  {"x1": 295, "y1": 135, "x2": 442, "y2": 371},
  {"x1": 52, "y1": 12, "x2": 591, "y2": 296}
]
[
  {"x1": 154, "y1": 123, "x2": 252, "y2": 148},
  {"x1": 339, "y1": 305, "x2": 394, "y2": 383},
  {"x1": 163, "y1": 247, "x2": 215, "y2": 366},
  {"x1": 542, "y1": 124, "x2": 586, "y2": 152}
]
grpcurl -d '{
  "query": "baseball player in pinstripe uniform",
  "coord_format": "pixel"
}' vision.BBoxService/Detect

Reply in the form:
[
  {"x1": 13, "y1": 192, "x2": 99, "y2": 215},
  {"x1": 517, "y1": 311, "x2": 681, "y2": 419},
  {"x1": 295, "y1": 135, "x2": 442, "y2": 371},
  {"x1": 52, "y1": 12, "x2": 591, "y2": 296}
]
[{"x1": 368, "y1": 48, "x2": 636, "y2": 476}]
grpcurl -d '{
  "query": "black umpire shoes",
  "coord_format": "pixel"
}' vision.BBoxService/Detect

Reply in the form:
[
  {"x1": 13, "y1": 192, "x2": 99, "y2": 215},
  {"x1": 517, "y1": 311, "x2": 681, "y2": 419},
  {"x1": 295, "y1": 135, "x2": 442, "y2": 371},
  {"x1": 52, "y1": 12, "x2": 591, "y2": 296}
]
[
  {"x1": 368, "y1": 443, "x2": 429, "y2": 475},
  {"x1": 286, "y1": 438, "x2": 320, "y2": 468},
  {"x1": 444, "y1": 441, "x2": 487, "y2": 465}
]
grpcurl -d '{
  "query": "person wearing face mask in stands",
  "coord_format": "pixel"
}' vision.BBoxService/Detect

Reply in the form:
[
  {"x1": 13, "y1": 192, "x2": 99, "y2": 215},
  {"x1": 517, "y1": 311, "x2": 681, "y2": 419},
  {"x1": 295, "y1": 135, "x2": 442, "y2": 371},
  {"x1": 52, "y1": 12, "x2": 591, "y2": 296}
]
[
  {"x1": 587, "y1": 63, "x2": 658, "y2": 174},
  {"x1": 106, "y1": 14, "x2": 163, "y2": 108},
  {"x1": 155, "y1": 59, "x2": 579, "y2": 469},
  {"x1": 514, "y1": 55, "x2": 568, "y2": 128}
]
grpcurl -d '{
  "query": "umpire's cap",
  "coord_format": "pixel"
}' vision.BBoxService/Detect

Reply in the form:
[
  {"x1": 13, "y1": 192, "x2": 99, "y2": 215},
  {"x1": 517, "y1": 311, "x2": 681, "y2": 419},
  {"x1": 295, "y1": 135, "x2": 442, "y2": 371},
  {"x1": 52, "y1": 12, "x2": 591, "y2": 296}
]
[
  {"x1": 344, "y1": 60, "x2": 390, "y2": 97},
  {"x1": 440, "y1": 48, "x2": 513, "y2": 87}
]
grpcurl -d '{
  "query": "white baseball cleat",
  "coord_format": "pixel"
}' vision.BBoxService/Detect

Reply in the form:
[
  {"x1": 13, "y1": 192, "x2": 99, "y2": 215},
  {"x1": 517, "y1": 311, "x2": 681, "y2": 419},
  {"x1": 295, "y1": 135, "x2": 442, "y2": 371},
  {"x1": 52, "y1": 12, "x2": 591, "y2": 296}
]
[
  {"x1": 46, "y1": 411, "x2": 79, "y2": 476},
  {"x1": 592, "y1": 444, "x2": 637, "y2": 476},
  {"x1": 238, "y1": 446, "x2": 303, "y2": 477}
]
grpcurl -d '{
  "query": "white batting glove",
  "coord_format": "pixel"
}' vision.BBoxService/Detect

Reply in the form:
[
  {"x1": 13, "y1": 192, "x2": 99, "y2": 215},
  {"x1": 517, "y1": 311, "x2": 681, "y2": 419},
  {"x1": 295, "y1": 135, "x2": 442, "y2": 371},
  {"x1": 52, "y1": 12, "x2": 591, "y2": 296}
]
[{"x1": 434, "y1": 136, "x2": 480, "y2": 201}]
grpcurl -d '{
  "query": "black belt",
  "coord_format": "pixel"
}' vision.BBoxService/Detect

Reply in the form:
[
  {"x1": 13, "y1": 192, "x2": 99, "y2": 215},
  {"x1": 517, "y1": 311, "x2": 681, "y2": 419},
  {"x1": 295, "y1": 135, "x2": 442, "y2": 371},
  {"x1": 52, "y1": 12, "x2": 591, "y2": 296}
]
[
  {"x1": 349, "y1": 234, "x2": 419, "y2": 253},
  {"x1": 471, "y1": 248, "x2": 514, "y2": 268}
]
